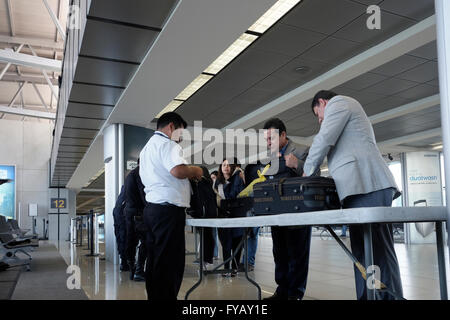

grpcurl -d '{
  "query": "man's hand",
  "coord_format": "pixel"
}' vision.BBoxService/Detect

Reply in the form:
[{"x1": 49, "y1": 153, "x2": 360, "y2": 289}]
[{"x1": 284, "y1": 153, "x2": 298, "y2": 169}]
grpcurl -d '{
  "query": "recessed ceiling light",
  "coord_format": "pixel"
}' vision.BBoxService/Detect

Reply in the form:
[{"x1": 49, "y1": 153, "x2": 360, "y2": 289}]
[
  {"x1": 294, "y1": 66, "x2": 310, "y2": 74},
  {"x1": 248, "y1": 0, "x2": 302, "y2": 34},
  {"x1": 204, "y1": 33, "x2": 258, "y2": 75}
]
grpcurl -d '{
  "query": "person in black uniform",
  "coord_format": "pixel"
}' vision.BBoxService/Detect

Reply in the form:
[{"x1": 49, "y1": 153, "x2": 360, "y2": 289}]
[
  {"x1": 124, "y1": 162, "x2": 148, "y2": 282},
  {"x1": 112, "y1": 185, "x2": 128, "y2": 271},
  {"x1": 262, "y1": 118, "x2": 318, "y2": 300}
]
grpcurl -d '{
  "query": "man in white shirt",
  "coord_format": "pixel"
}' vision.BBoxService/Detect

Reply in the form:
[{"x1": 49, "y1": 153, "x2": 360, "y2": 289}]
[{"x1": 139, "y1": 112, "x2": 203, "y2": 300}]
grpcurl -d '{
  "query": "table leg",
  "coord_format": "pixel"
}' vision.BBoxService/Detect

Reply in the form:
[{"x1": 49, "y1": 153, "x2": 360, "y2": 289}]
[
  {"x1": 363, "y1": 223, "x2": 376, "y2": 300},
  {"x1": 435, "y1": 221, "x2": 448, "y2": 300},
  {"x1": 243, "y1": 228, "x2": 261, "y2": 300},
  {"x1": 185, "y1": 227, "x2": 204, "y2": 300}
]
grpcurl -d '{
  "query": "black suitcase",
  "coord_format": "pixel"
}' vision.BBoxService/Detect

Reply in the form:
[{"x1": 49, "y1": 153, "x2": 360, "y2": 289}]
[
  {"x1": 219, "y1": 197, "x2": 254, "y2": 218},
  {"x1": 253, "y1": 176, "x2": 341, "y2": 215}
]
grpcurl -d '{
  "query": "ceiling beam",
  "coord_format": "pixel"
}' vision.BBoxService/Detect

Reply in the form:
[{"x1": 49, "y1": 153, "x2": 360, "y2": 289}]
[
  {"x1": 0, "y1": 105, "x2": 56, "y2": 120},
  {"x1": 42, "y1": 0, "x2": 66, "y2": 42},
  {"x1": 378, "y1": 128, "x2": 442, "y2": 148},
  {"x1": 0, "y1": 35, "x2": 64, "y2": 51},
  {"x1": 0, "y1": 44, "x2": 24, "y2": 81},
  {"x1": 370, "y1": 94, "x2": 440, "y2": 125},
  {"x1": 28, "y1": 45, "x2": 59, "y2": 100},
  {"x1": 225, "y1": 15, "x2": 437, "y2": 130},
  {"x1": 6, "y1": 0, "x2": 15, "y2": 37},
  {"x1": 0, "y1": 49, "x2": 62, "y2": 72},
  {"x1": 0, "y1": 73, "x2": 59, "y2": 85}
]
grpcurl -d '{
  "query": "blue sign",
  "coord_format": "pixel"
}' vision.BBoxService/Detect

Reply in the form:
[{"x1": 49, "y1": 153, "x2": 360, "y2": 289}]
[{"x1": 0, "y1": 165, "x2": 15, "y2": 219}]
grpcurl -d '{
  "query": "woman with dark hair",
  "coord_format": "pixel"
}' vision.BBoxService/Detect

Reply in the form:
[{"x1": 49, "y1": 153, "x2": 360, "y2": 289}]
[{"x1": 214, "y1": 158, "x2": 245, "y2": 277}]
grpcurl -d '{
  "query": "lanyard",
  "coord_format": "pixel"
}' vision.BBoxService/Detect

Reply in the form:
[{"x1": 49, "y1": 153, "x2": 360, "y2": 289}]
[{"x1": 154, "y1": 132, "x2": 169, "y2": 139}]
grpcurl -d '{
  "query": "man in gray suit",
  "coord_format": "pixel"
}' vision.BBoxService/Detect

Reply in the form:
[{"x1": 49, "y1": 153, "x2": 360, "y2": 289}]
[
  {"x1": 263, "y1": 118, "x2": 316, "y2": 300},
  {"x1": 303, "y1": 90, "x2": 403, "y2": 300}
]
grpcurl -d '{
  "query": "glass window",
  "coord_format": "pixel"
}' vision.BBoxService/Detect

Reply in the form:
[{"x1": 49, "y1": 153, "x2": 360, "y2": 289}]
[{"x1": 389, "y1": 161, "x2": 403, "y2": 207}]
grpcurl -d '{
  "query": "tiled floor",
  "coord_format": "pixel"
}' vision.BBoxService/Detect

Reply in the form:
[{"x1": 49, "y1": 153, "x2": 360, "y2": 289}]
[{"x1": 57, "y1": 228, "x2": 450, "y2": 300}]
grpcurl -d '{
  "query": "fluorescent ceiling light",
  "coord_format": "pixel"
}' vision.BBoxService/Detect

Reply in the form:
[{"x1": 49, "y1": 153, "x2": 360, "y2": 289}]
[
  {"x1": 156, "y1": 100, "x2": 184, "y2": 118},
  {"x1": 432, "y1": 144, "x2": 443, "y2": 150},
  {"x1": 204, "y1": 33, "x2": 258, "y2": 74},
  {"x1": 175, "y1": 74, "x2": 213, "y2": 100},
  {"x1": 248, "y1": 0, "x2": 302, "y2": 34}
]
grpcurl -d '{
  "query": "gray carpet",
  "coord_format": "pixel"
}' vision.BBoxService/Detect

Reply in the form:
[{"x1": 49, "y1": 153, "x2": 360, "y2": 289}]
[{"x1": 11, "y1": 242, "x2": 89, "y2": 300}]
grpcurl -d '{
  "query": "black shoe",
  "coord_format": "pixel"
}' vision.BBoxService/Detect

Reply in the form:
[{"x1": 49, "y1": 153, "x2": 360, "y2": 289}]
[
  {"x1": 133, "y1": 272, "x2": 145, "y2": 282},
  {"x1": 263, "y1": 292, "x2": 287, "y2": 300},
  {"x1": 288, "y1": 296, "x2": 302, "y2": 300}
]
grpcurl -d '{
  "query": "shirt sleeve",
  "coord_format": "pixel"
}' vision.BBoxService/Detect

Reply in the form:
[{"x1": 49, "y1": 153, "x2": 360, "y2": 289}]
[{"x1": 161, "y1": 141, "x2": 188, "y2": 173}]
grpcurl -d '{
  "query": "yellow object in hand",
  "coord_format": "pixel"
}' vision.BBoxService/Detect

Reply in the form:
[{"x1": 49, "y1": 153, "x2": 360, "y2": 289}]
[{"x1": 238, "y1": 164, "x2": 271, "y2": 198}]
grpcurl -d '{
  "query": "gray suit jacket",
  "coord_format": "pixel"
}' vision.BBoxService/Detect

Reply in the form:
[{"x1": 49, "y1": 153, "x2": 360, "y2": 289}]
[{"x1": 303, "y1": 95, "x2": 398, "y2": 201}]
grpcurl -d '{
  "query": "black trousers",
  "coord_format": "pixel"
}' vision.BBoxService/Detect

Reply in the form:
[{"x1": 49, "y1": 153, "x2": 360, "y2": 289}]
[
  {"x1": 343, "y1": 188, "x2": 403, "y2": 300},
  {"x1": 125, "y1": 210, "x2": 146, "y2": 269},
  {"x1": 218, "y1": 228, "x2": 243, "y2": 270},
  {"x1": 144, "y1": 203, "x2": 186, "y2": 300},
  {"x1": 271, "y1": 226, "x2": 312, "y2": 299}
]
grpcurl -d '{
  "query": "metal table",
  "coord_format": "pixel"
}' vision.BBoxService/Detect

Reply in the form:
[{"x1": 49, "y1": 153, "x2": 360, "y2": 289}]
[{"x1": 186, "y1": 206, "x2": 448, "y2": 300}]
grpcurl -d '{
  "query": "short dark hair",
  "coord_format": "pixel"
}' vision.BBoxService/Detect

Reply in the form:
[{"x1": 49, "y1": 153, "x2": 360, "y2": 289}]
[
  {"x1": 311, "y1": 90, "x2": 338, "y2": 113},
  {"x1": 210, "y1": 170, "x2": 219, "y2": 177},
  {"x1": 263, "y1": 118, "x2": 287, "y2": 135},
  {"x1": 157, "y1": 112, "x2": 187, "y2": 130}
]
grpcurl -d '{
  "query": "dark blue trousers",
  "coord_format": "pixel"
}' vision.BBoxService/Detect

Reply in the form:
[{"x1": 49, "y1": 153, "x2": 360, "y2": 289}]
[
  {"x1": 271, "y1": 226, "x2": 312, "y2": 299},
  {"x1": 343, "y1": 188, "x2": 403, "y2": 300}
]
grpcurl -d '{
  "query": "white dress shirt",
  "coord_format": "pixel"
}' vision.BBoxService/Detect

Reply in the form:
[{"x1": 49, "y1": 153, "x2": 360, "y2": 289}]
[{"x1": 139, "y1": 131, "x2": 191, "y2": 208}]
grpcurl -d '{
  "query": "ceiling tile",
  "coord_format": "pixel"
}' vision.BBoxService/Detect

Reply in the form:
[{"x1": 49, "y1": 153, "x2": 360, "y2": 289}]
[
  {"x1": 80, "y1": 19, "x2": 159, "y2": 63},
  {"x1": 363, "y1": 95, "x2": 412, "y2": 116},
  {"x1": 395, "y1": 83, "x2": 439, "y2": 100},
  {"x1": 252, "y1": 23, "x2": 326, "y2": 57},
  {"x1": 395, "y1": 61, "x2": 438, "y2": 83},
  {"x1": 341, "y1": 72, "x2": 388, "y2": 91},
  {"x1": 365, "y1": 77, "x2": 418, "y2": 96},
  {"x1": 282, "y1": 0, "x2": 366, "y2": 35},
  {"x1": 66, "y1": 102, "x2": 114, "y2": 120},
  {"x1": 380, "y1": 0, "x2": 435, "y2": 21},
  {"x1": 88, "y1": 0, "x2": 178, "y2": 28},
  {"x1": 64, "y1": 117, "x2": 105, "y2": 130},
  {"x1": 300, "y1": 37, "x2": 363, "y2": 65},
  {"x1": 334, "y1": 11, "x2": 415, "y2": 44},
  {"x1": 408, "y1": 41, "x2": 438, "y2": 60},
  {"x1": 69, "y1": 83, "x2": 123, "y2": 105},
  {"x1": 74, "y1": 56, "x2": 138, "y2": 88},
  {"x1": 370, "y1": 54, "x2": 428, "y2": 77},
  {"x1": 61, "y1": 128, "x2": 98, "y2": 139}
]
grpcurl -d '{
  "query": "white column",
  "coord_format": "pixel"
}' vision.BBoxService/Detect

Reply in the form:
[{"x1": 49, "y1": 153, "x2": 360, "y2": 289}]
[
  {"x1": 435, "y1": 0, "x2": 450, "y2": 247},
  {"x1": 103, "y1": 124, "x2": 124, "y2": 264}
]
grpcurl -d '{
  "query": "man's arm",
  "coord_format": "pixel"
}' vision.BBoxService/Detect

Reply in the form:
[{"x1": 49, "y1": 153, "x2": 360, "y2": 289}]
[
  {"x1": 303, "y1": 100, "x2": 352, "y2": 176},
  {"x1": 170, "y1": 164, "x2": 203, "y2": 180}
]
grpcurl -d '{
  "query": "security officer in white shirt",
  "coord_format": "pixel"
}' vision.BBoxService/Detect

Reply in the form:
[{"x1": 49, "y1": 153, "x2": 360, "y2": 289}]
[{"x1": 139, "y1": 112, "x2": 203, "y2": 300}]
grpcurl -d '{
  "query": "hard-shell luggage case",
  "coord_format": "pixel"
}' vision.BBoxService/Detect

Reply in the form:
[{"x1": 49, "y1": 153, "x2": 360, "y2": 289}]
[
  {"x1": 219, "y1": 197, "x2": 254, "y2": 218},
  {"x1": 253, "y1": 176, "x2": 341, "y2": 215}
]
